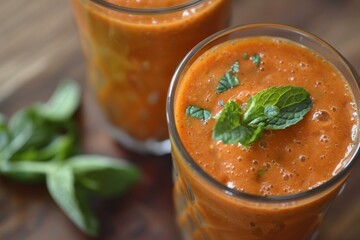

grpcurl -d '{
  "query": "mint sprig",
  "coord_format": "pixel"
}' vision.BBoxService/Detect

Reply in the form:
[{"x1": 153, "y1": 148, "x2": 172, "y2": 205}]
[
  {"x1": 0, "y1": 80, "x2": 140, "y2": 237},
  {"x1": 212, "y1": 86, "x2": 313, "y2": 146}
]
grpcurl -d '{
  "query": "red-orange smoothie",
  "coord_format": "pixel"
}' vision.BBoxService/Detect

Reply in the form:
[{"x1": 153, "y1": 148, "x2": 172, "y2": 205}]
[
  {"x1": 71, "y1": 0, "x2": 231, "y2": 147},
  {"x1": 170, "y1": 28, "x2": 359, "y2": 239}
]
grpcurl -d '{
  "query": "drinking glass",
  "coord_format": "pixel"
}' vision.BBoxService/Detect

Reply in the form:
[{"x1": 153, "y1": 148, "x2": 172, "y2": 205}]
[
  {"x1": 71, "y1": 0, "x2": 231, "y2": 154},
  {"x1": 167, "y1": 23, "x2": 360, "y2": 240}
]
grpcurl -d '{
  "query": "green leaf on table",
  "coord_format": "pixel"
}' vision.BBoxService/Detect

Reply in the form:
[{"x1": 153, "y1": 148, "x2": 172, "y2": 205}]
[
  {"x1": 11, "y1": 134, "x2": 76, "y2": 162},
  {"x1": 186, "y1": 105, "x2": 211, "y2": 120},
  {"x1": 68, "y1": 155, "x2": 140, "y2": 198},
  {"x1": 243, "y1": 86, "x2": 313, "y2": 129},
  {"x1": 1, "y1": 161, "x2": 54, "y2": 182},
  {"x1": 36, "y1": 79, "x2": 81, "y2": 121},
  {"x1": 216, "y1": 60, "x2": 240, "y2": 94},
  {"x1": 0, "y1": 113, "x2": 9, "y2": 151},
  {"x1": 0, "y1": 109, "x2": 35, "y2": 166},
  {"x1": 46, "y1": 165, "x2": 99, "y2": 237}
]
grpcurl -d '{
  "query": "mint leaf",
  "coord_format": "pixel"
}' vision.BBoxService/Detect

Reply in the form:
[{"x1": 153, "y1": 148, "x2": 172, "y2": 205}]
[
  {"x1": 36, "y1": 79, "x2": 81, "y2": 121},
  {"x1": 186, "y1": 105, "x2": 211, "y2": 120},
  {"x1": 212, "y1": 101, "x2": 264, "y2": 146},
  {"x1": 67, "y1": 155, "x2": 140, "y2": 198},
  {"x1": 216, "y1": 124, "x2": 264, "y2": 146},
  {"x1": 212, "y1": 101, "x2": 242, "y2": 139},
  {"x1": 243, "y1": 86, "x2": 313, "y2": 129},
  {"x1": 216, "y1": 61, "x2": 240, "y2": 93},
  {"x1": 250, "y1": 54, "x2": 261, "y2": 67},
  {"x1": 46, "y1": 165, "x2": 99, "y2": 237}
]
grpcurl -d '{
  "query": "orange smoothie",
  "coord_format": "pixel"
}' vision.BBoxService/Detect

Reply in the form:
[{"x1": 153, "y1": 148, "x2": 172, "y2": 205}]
[
  {"x1": 168, "y1": 25, "x2": 360, "y2": 240},
  {"x1": 71, "y1": 0, "x2": 231, "y2": 154}
]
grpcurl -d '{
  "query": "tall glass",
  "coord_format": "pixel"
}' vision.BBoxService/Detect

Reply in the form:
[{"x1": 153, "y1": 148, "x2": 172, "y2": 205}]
[
  {"x1": 167, "y1": 24, "x2": 360, "y2": 240},
  {"x1": 71, "y1": 0, "x2": 231, "y2": 155}
]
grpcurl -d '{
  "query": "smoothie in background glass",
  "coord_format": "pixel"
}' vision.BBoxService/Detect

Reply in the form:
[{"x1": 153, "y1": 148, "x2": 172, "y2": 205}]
[
  {"x1": 167, "y1": 24, "x2": 360, "y2": 240},
  {"x1": 71, "y1": 0, "x2": 231, "y2": 155}
]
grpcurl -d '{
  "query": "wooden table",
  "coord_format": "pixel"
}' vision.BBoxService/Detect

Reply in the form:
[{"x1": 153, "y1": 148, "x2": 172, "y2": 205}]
[{"x1": 1, "y1": 0, "x2": 360, "y2": 239}]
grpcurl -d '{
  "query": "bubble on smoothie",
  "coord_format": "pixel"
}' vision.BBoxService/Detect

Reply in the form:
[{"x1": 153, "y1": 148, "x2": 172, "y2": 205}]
[
  {"x1": 288, "y1": 76, "x2": 295, "y2": 81},
  {"x1": 280, "y1": 168, "x2": 293, "y2": 181},
  {"x1": 260, "y1": 182, "x2": 274, "y2": 196},
  {"x1": 285, "y1": 145, "x2": 292, "y2": 153},
  {"x1": 283, "y1": 186, "x2": 295, "y2": 194},
  {"x1": 320, "y1": 134, "x2": 329, "y2": 143},
  {"x1": 315, "y1": 81, "x2": 322, "y2": 88},
  {"x1": 259, "y1": 140, "x2": 268, "y2": 149},
  {"x1": 252, "y1": 159, "x2": 259, "y2": 165},
  {"x1": 299, "y1": 155, "x2": 307, "y2": 162},
  {"x1": 312, "y1": 110, "x2": 331, "y2": 122},
  {"x1": 299, "y1": 62, "x2": 308, "y2": 68},
  {"x1": 263, "y1": 162, "x2": 271, "y2": 169}
]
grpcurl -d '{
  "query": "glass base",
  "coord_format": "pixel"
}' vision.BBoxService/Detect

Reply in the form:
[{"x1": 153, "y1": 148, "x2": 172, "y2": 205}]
[{"x1": 107, "y1": 123, "x2": 171, "y2": 155}]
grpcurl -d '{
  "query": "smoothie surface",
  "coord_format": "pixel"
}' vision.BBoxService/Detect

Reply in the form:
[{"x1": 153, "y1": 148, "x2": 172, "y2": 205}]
[{"x1": 175, "y1": 36, "x2": 357, "y2": 196}]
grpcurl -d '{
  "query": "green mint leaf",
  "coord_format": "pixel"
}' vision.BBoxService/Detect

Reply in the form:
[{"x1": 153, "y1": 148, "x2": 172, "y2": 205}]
[
  {"x1": 1, "y1": 161, "x2": 54, "y2": 183},
  {"x1": 67, "y1": 155, "x2": 140, "y2": 198},
  {"x1": 229, "y1": 60, "x2": 240, "y2": 73},
  {"x1": 215, "y1": 124, "x2": 264, "y2": 147},
  {"x1": 36, "y1": 79, "x2": 81, "y2": 121},
  {"x1": 46, "y1": 165, "x2": 99, "y2": 237},
  {"x1": 186, "y1": 105, "x2": 211, "y2": 120},
  {"x1": 216, "y1": 61, "x2": 240, "y2": 94},
  {"x1": 0, "y1": 113, "x2": 10, "y2": 152},
  {"x1": 212, "y1": 101, "x2": 242, "y2": 139},
  {"x1": 250, "y1": 53, "x2": 261, "y2": 67},
  {"x1": 212, "y1": 100, "x2": 264, "y2": 146},
  {"x1": 243, "y1": 86, "x2": 313, "y2": 129}
]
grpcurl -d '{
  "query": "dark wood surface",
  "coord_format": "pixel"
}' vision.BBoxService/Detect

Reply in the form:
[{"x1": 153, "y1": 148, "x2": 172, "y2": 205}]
[{"x1": 1, "y1": 0, "x2": 360, "y2": 239}]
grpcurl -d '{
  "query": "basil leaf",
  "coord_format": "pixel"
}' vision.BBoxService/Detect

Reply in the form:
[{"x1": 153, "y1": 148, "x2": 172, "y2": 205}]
[
  {"x1": 243, "y1": 86, "x2": 312, "y2": 129},
  {"x1": 216, "y1": 61, "x2": 240, "y2": 94},
  {"x1": 186, "y1": 105, "x2": 211, "y2": 120},
  {"x1": 67, "y1": 155, "x2": 140, "y2": 198},
  {"x1": 46, "y1": 165, "x2": 98, "y2": 237},
  {"x1": 36, "y1": 79, "x2": 81, "y2": 121}
]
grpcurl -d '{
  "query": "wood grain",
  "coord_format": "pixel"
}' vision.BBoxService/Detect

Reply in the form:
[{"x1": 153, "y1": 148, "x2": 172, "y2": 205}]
[{"x1": 1, "y1": 0, "x2": 360, "y2": 239}]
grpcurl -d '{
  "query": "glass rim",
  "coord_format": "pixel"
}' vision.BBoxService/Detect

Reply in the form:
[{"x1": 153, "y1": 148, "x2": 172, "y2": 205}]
[
  {"x1": 167, "y1": 23, "x2": 360, "y2": 203},
  {"x1": 88, "y1": 0, "x2": 206, "y2": 14}
]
